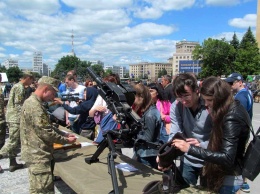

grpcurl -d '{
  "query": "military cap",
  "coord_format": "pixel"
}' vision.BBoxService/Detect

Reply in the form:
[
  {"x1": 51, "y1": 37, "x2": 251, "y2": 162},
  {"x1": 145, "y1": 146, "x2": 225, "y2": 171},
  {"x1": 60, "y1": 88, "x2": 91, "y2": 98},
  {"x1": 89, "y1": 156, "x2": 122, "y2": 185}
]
[
  {"x1": 38, "y1": 76, "x2": 59, "y2": 92},
  {"x1": 23, "y1": 71, "x2": 34, "y2": 77}
]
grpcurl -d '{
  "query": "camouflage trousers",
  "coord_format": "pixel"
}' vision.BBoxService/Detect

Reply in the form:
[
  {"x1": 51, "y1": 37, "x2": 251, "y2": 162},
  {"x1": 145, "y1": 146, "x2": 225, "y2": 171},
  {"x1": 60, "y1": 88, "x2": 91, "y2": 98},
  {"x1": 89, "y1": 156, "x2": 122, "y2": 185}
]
[
  {"x1": 0, "y1": 122, "x2": 20, "y2": 157},
  {"x1": 28, "y1": 161, "x2": 54, "y2": 194},
  {"x1": 0, "y1": 121, "x2": 6, "y2": 148}
]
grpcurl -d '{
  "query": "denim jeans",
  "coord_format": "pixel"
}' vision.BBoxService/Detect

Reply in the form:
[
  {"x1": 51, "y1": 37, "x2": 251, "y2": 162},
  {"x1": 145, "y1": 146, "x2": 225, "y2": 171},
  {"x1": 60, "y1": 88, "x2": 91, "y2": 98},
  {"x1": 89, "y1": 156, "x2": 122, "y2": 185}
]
[
  {"x1": 179, "y1": 162, "x2": 201, "y2": 186},
  {"x1": 68, "y1": 117, "x2": 78, "y2": 134},
  {"x1": 219, "y1": 185, "x2": 241, "y2": 194}
]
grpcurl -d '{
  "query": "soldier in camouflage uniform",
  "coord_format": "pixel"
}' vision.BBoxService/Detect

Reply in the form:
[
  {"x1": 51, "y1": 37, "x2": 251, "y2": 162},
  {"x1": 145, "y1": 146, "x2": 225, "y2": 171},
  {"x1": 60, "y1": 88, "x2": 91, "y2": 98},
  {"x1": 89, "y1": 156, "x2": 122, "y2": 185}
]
[
  {"x1": 20, "y1": 76, "x2": 77, "y2": 194},
  {"x1": 0, "y1": 74, "x2": 6, "y2": 172},
  {"x1": 0, "y1": 88, "x2": 6, "y2": 151},
  {"x1": 0, "y1": 72, "x2": 34, "y2": 172}
]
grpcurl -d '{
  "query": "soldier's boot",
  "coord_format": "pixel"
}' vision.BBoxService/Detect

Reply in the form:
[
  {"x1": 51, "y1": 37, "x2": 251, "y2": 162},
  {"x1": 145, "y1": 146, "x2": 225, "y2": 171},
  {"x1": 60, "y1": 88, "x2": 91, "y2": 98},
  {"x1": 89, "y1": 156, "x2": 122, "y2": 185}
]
[{"x1": 9, "y1": 157, "x2": 24, "y2": 172}]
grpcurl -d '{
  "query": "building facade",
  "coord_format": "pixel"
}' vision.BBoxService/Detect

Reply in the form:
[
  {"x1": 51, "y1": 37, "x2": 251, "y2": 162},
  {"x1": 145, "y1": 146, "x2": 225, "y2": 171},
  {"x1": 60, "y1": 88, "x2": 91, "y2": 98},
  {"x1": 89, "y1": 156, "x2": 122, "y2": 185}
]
[
  {"x1": 257, "y1": 0, "x2": 260, "y2": 48},
  {"x1": 42, "y1": 63, "x2": 49, "y2": 76},
  {"x1": 104, "y1": 65, "x2": 128, "y2": 78},
  {"x1": 129, "y1": 62, "x2": 172, "y2": 82},
  {"x1": 90, "y1": 60, "x2": 104, "y2": 67},
  {"x1": 172, "y1": 41, "x2": 200, "y2": 75},
  {"x1": 2, "y1": 59, "x2": 18, "y2": 69},
  {"x1": 32, "y1": 51, "x2": 43, "y2": 74}
]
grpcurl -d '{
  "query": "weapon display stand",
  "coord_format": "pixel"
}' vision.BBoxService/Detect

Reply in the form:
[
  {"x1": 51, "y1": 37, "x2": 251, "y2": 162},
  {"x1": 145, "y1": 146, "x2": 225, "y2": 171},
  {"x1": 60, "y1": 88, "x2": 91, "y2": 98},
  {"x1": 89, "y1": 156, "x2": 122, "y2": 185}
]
[{"x1": 85, "y1": 130, "x2": 122, "y2": 194}]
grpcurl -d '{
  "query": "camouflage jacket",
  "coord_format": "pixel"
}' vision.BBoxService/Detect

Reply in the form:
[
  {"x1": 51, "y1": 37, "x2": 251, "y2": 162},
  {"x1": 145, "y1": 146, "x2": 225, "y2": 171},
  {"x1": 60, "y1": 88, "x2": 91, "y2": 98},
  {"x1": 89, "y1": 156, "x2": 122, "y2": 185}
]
[
  {"x1": 6, "y1": 82, "x2": 25, "y2": 123},
  {"x1": 0, "y1": 88, "x2": 5, "y2": 124},
  {"x1": 20, "y1": 93, "x2": 69, "y2": 163}
]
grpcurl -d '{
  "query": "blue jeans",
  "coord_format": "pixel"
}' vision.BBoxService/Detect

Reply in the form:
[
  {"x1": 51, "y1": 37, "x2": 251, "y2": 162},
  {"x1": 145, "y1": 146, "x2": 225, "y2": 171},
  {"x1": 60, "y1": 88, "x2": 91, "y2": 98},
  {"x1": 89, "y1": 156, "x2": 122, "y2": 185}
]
[
  {"x1": 179, "y1": 162, "x2": 201, "y2": 186},
  {"x1": 219, "y1": 185, "x2": 241, "y2": 194},
  {"x1": 68, "y1": 117, "x2": 78, "y2": 134}
]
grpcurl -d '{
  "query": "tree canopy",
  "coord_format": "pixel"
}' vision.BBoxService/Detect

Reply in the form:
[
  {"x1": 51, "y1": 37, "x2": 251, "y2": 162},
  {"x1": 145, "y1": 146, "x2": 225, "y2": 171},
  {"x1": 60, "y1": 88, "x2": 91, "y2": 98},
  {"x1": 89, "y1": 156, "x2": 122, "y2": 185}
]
[
  {"x1": 193, "y1": 38, "x2": 236, "y2": 77},
  {"x1": 193, "y1": 28, "x2": 260, "y2": 78},
  {"x1": 234, "y1": 27, "x2": 260, "y2": 77},
  {"x1": 51, "y1": 55, "x2": 93, "y2": 81},
  {"x1": 158, "y1": 68, "x2": 167, "y2": 78},
  {"x1": 6, "y1": 66, "x2": 23, "y2": 83}
]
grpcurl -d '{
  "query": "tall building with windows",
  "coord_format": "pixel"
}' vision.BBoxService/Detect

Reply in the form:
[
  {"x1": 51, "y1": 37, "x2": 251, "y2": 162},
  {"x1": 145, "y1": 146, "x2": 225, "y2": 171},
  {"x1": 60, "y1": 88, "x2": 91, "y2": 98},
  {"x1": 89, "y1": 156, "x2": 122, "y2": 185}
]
[
  {"x1": 172, "y1": 41, "x2": 200, "y2": 75},
  {"x1": 120, "y1": 66, "x2": 129, "y2": 78},
  {"x1": 42, "y1": 63, "x2": 49, "y2": 76},
  {"x1": 33, "y1": 51, "x2": 43, "y2": 74},
  {"x1": 2, "y1": 59, "x2": 18, "y2": 69},
  {"x1": 90, "y1": 60, "x2": 104, "y2": 67},
  {"x1": 104, "y1": 65, "x2": 128, "y2": 78},
  {"x1": 129, "y1": 62, "x2": 172, "y2": 81}
]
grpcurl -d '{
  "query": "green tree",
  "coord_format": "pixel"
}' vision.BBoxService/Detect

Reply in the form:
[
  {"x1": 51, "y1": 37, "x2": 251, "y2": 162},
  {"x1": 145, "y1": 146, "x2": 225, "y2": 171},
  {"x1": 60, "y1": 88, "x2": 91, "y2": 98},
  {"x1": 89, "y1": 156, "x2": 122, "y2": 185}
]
[
  {"x1": 103, "y1": 69, "x2": 113, "y2": 77},
  {"x1": 76, "y1": 61, "x2": 92, "y2": 82},
  {"x1": 229, "y1": 33, "x2": 240, "y2": 69},
  {"x1": 193, "y1": 38, "x2": 236, "y2": 77},
  {"x1": 51, "y1": 55, "x2": 81, "y2": 80},
  {"x1": 234, "y1": 27, "x2": 260, "y2": 77},
  {"x1": 158, "y1": 68, "x2": 167, "y2": 78},
  {"x1": 91, "y1": 64, "x2": 104, "y2": 76},
  {"x1": 0, "y1": 65, "x2": 7, "y2": 73},
  {"x1": 51, "y1": 55, "x2": 92, "y2": 81},
  {"x1": 230, "y1": 33, "x2": 240, "y2": 50},
  {"x1": 6, "y1": 66, "x2": 23, "y2": 83},
  {"x1": 31, "y1": 72, "x2": 41, "y2": 80}
]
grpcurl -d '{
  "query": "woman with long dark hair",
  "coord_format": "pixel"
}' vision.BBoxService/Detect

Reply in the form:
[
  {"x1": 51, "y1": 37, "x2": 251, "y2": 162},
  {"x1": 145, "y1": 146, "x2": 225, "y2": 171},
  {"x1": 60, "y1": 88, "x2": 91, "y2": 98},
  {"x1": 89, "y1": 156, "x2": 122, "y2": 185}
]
[
  {"x1": 132, "y1": 83, "x2": 162, "y2": 169},
  {"x1": 173, "y1": 76, "x2": 251, "y2": 193}
]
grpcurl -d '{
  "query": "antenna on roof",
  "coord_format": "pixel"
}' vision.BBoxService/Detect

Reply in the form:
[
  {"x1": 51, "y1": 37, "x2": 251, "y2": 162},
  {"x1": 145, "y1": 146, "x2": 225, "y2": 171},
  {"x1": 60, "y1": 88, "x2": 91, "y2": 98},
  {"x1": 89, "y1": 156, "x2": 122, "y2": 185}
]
[{"x1": 71, "y1": 29, "x2": 75, "y2": 55}]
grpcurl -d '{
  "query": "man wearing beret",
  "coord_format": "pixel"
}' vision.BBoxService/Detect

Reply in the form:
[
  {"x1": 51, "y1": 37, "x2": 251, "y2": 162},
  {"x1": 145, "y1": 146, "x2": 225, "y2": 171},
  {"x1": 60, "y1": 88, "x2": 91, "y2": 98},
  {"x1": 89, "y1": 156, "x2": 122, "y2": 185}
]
[
  {"x1": 20, "y1": 76, "x2": 77, "y2": 194},
  {"x1": 0, "y1": 72, "x2": 34, "y2": 172}
]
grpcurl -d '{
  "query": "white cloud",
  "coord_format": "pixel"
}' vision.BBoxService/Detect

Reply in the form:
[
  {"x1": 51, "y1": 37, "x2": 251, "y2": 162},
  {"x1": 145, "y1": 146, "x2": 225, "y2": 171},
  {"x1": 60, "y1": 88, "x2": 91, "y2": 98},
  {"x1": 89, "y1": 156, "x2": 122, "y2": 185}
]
[
  {"x1": 3, "y1": 0, "x2": 60, "y2": 15},
  {"x1": 95, "y1": 23, "x2": 176, "y2": 42},
  {"x1": 147, "y1": 0, "x2": 195, "y2": 11},
  {"x1": 134, "y1": 0, "x2": 195, "y2": 19},
  {"x1": 61, "y1": 0, "x2": 133, "y2": 10},
  {"x1": 229, "y1": 14, "x2": 256, "y2": 28},
  {"x1": 0, "y1": 0, "x2": 256, "y2": 70},
  {"x1": 134, "y1": 7, "x2": 163, "y2": 19},
  {"x1": 205, "y1": 0, "x2": 240, "y2": 6},
  {"x1": 0, "y1": 53, "x2": 6, "y2": 58},
  {"x1": 211, "y1": 31, "x2": 250, "y2": 41}
]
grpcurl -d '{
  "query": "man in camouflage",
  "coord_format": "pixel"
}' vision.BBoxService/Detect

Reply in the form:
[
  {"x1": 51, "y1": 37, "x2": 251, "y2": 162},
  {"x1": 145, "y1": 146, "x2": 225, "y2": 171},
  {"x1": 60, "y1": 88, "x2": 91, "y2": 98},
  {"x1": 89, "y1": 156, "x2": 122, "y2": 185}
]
[
  {"x1": 0, "y1": 74, "x2": 6, "y2": 173},
  {"x1": 0, "y1": 72, "x2": 34, "y2": 172},
  {"x1": 20, "y1": 76, "x2": 77, "y2": 194}
]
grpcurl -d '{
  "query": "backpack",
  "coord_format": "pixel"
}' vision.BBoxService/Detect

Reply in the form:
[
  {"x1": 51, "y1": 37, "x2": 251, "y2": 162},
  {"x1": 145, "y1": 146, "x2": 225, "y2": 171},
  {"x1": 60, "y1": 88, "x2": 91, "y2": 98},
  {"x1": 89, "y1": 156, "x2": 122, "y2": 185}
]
[{"x1": 242, "y1": 126, "x2": 260, "y2": 181}]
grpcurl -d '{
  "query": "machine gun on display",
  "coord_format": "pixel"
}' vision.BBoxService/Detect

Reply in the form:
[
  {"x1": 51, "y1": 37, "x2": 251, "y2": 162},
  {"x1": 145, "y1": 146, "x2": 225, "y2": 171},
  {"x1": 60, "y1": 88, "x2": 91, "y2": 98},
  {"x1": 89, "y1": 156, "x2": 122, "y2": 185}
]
[
  {"x1": 85, "y1": 67, "x2": 162, "y2": 194},
  {"x1": 85, "y1": 67, "x2": 143, "y2": 147}
]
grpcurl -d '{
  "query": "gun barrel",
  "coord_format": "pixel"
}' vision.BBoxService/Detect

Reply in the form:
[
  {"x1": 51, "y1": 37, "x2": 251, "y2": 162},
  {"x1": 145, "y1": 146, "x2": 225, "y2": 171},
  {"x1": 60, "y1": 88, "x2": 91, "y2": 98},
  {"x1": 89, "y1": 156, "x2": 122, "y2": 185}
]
[{"x1": 86, "y1": 67, "x2": 104, "y2": 86}]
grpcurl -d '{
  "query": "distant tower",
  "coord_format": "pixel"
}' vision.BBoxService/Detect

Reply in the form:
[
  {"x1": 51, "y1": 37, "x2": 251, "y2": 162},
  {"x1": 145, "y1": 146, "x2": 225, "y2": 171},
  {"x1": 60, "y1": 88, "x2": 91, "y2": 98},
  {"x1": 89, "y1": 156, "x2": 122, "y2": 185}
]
[
  {"x1": 68, "y1": 30, "x2": 76, "y2": 56},
  {"x1": 257, "y1": 0, "x2": 260, "y2": 48}
]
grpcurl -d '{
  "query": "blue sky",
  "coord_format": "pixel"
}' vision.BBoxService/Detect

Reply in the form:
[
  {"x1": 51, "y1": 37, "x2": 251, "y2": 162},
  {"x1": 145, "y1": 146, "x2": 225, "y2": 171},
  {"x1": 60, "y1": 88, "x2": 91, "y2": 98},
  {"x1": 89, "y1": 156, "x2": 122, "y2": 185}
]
[{"x1": 0, "y1": 0, "x2": 257, "y2": 70}]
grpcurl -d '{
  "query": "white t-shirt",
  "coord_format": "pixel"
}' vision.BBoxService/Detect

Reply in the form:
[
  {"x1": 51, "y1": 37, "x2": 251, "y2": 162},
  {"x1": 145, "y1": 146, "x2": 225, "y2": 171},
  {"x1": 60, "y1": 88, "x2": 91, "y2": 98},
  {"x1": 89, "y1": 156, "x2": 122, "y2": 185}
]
[
  {"x1": 65, "y1": 85, "x2": 86, "y2": 118},
  {"x1": 91, "y1": 95, "x2": 110, "y2": 117}
]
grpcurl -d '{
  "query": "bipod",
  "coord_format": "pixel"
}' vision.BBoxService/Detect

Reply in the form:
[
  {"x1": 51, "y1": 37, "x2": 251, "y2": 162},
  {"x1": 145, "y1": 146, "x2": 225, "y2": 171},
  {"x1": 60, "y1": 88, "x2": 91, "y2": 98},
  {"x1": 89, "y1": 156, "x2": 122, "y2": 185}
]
[{"x1": 85, "y1": 130, "x2": 120, "y2": 194}]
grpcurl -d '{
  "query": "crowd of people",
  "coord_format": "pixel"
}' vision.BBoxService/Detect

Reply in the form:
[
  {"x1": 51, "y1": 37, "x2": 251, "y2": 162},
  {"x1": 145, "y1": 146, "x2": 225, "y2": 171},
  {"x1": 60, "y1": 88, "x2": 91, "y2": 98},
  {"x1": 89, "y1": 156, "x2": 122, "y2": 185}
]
[{"x1": 0, "y1": 69, "x2": 257, "y2": 194}]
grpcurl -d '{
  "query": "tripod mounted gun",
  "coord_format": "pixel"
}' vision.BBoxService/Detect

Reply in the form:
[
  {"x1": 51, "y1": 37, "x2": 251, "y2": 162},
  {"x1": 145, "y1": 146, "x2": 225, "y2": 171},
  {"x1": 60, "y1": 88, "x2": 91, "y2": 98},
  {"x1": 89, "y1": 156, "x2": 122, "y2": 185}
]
[{"x1": 85, "y1": 67, "x2": 160, "y2": 194}]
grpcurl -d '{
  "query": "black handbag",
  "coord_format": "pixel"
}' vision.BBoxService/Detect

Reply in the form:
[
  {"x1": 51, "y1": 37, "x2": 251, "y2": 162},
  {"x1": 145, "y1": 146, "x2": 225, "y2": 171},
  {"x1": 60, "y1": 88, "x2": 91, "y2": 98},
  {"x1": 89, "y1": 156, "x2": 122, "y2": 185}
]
[{"x1": 242, "y1": 126, "x2": 260, "y2": 181}]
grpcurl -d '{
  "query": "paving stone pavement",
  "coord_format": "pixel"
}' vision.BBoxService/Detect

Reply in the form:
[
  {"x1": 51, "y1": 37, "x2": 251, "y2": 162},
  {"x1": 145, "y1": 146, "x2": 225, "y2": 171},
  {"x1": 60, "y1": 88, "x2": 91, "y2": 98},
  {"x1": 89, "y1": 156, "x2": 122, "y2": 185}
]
[{"x1": 0, "y1": 153, "x2": 76, "y2": 194}]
